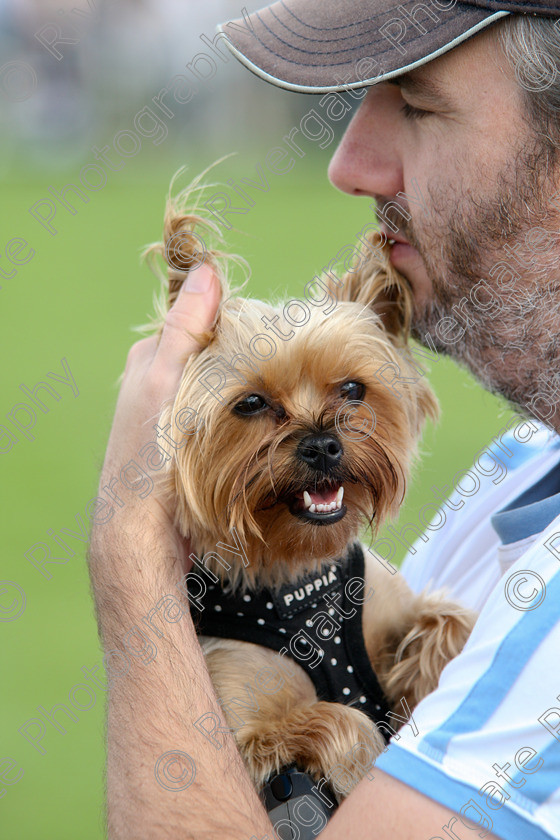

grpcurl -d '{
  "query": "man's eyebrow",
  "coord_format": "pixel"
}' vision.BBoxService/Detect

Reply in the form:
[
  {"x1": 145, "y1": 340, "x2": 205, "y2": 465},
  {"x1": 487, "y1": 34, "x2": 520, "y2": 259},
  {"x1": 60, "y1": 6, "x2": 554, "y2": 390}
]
[{"x1": 386, "y1": 72, "x2": 451, "y2": 105}]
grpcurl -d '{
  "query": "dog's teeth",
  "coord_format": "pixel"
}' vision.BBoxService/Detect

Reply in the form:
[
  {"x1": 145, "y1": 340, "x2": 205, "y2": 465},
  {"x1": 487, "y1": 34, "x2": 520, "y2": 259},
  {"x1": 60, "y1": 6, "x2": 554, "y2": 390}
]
[
  {"x1": 304, "y1": 491, "x2": 344, "y2": 515},
  {"x1": 333, "y1": 486, "x2": 344, "y2": 510}
]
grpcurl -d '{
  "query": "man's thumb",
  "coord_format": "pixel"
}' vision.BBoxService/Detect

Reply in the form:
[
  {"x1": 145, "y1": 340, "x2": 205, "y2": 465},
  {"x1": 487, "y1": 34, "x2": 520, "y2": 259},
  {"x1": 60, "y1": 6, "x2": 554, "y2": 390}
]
[{"x1": 154, "y1": 263, "x2": 221, "y2": 383}]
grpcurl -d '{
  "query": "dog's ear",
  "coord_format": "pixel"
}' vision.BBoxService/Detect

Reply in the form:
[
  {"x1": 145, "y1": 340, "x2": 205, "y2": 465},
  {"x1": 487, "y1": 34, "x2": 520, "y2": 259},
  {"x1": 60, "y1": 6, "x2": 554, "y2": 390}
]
[
  {"x1": 144, "y1": 191, "x2": 235, "y2": 348},
  {"x1": 162, "y1": 209, "x2": 224, "y2": 312},
  {"x1": 332, "y1": 228, "x2": 439, "y2": 428},
  {"x1": 332, "y1": 229, "x2": 413, "y2": 343}
]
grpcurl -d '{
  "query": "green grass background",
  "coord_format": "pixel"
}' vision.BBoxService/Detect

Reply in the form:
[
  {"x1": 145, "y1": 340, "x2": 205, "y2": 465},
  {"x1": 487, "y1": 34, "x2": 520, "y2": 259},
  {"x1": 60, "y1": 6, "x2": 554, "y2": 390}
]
[{"x1": 0, "y1": 154, "x2": 510, "y2": 839}]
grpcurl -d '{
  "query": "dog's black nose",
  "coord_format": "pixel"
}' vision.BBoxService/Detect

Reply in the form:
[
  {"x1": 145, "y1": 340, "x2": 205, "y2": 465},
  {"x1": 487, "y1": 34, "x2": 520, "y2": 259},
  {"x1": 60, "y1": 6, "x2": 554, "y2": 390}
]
[{"x1": 297, "y1": 434, "x2": 343, "y2": 472}]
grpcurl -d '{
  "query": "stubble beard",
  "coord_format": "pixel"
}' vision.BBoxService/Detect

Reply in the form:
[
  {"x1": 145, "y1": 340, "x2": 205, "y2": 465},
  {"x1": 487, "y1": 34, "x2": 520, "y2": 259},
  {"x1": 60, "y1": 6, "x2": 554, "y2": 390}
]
[{"x1": 401, "y1": 137, "x2": 560, "y2": 424}]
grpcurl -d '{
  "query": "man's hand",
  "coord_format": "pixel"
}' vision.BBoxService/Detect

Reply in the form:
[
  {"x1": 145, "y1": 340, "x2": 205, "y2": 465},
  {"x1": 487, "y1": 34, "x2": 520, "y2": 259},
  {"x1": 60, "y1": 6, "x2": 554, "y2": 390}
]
[
  {"x1": 89, "y1": 264, "x2": 221, "y2": 640},
  {"x1": 99, "y1": 262, "x2": 220, "y2": 517}
]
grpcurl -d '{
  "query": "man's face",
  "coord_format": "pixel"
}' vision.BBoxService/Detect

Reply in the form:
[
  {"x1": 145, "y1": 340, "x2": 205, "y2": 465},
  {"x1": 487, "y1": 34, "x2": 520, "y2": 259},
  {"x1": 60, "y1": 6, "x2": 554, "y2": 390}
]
[{"x1": 329, "y1": 26, "x2": 560, "y2": 424}]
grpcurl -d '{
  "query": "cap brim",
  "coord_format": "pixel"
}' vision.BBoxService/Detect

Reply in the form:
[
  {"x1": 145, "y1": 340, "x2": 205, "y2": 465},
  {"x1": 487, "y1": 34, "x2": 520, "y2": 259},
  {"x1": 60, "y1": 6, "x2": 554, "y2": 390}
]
[{"x1": 218, "y1": 0, "x2": 509, "y2": 93}]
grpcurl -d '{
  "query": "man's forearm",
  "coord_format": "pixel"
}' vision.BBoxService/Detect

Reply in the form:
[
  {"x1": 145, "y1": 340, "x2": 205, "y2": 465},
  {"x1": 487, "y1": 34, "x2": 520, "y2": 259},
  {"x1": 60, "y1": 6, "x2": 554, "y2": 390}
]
[{"x1": 90, "y1": 519, "x2": 273, "y2": 840}]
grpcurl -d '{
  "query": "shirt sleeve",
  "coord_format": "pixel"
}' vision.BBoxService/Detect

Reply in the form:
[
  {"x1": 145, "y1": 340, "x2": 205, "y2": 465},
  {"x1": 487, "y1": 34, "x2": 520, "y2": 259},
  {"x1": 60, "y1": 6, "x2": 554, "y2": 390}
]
[{"x1": 375, "y1": 522, "x2": 560, "y2": 840}]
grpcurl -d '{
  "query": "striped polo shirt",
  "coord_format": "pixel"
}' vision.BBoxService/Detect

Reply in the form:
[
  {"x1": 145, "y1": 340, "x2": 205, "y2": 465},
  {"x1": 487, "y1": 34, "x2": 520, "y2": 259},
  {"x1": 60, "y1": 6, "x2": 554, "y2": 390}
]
[{"x1": 373, "y1": 423, "x2": 560, "y2": 840}]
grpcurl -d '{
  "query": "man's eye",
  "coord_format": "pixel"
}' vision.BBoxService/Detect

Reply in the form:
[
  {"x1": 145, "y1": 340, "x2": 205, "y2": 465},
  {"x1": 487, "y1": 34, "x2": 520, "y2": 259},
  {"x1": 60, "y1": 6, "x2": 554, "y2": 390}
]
[
  {"x1": 400, "y1": 101, "x2": 432, "y2": 121},
  {"x1": 340, "y1": 381, "x2": 365, "y2": 401},
  {"x1": 233, "y1": 394, "x2": 269, "y2": 415}
]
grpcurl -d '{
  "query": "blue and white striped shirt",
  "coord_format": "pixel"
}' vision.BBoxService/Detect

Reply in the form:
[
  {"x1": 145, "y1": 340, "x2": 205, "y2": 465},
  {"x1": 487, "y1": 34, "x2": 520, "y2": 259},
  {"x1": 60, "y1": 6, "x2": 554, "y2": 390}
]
[{"x1": 376, "y1": 423, "x2": 560, "y2": 840}]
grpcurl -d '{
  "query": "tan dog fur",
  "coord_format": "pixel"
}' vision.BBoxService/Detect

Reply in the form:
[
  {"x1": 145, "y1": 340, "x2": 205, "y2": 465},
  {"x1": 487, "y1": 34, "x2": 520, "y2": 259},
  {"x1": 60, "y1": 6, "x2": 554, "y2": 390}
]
[{"x1": 145, "y1": 177, "x2": 475, "y2": 802}]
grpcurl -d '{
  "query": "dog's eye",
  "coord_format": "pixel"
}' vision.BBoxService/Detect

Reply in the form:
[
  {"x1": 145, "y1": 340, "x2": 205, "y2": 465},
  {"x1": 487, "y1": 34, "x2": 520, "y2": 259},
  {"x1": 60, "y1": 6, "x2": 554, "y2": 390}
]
[
  {"x1": 340, "y1": 381, "x2": 365, "y2": 401},
  {"x1": 233, "y1": 394, "x2": 269, "y2": 415}
]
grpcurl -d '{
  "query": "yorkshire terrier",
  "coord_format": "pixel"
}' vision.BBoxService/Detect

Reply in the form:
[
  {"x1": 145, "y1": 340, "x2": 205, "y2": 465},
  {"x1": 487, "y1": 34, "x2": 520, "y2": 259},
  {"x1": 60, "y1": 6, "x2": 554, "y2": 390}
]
[{"x1": 146, "y1": 176, "x2": 475, "y2": 811}]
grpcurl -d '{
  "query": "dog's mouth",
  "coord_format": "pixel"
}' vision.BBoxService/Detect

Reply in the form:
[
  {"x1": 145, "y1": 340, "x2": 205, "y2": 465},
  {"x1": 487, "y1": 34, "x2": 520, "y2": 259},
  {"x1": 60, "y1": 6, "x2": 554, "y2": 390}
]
[{"x1": 288, "y1": 483, "x2": 347, "y2": 525}]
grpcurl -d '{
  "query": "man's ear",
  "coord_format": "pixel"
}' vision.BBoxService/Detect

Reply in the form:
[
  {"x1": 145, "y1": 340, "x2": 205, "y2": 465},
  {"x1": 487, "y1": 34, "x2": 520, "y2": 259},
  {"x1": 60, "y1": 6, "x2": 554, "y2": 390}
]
[{"x1": 333, "y1": 229, "x2": 413, "y2": 343}]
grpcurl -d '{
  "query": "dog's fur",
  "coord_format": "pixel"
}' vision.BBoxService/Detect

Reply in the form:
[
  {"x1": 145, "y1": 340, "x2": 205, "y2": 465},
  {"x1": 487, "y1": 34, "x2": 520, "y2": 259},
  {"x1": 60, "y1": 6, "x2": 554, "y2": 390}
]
[{"x1": 146, "y1": 178, "x2": 475, "y2": 800}]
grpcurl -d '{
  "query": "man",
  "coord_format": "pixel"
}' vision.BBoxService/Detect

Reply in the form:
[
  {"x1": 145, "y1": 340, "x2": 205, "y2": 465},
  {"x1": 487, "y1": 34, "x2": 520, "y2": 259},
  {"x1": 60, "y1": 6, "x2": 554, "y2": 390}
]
[{"x1": 88, "y1": 2, "x2": 560, "y2": 838}]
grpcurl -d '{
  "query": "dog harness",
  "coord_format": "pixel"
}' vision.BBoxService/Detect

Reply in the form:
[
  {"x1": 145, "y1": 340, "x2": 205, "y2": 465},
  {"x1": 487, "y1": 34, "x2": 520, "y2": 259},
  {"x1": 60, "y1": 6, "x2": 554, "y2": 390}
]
[{"x1": 189, "y1": 542, "x2": 392, "y2": 732}]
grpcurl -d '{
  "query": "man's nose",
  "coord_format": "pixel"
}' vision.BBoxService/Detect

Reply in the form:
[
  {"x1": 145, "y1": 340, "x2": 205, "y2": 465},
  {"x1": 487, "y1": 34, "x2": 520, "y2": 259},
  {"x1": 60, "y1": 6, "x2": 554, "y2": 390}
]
[{"x1": 328, "y1": 84, "x2": 405, "y2": 201}]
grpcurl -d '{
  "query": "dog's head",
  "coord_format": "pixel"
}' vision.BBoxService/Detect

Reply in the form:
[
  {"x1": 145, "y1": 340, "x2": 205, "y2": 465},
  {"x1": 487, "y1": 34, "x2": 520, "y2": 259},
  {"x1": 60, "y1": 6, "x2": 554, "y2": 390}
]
[{"x1": 148, "y1": 181, "x2": 438, "y2": 589}]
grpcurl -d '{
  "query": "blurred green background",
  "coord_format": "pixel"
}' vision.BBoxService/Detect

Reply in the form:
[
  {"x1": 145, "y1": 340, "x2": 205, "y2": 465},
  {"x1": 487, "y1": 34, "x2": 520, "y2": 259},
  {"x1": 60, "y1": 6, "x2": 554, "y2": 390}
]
[
  {"x1": 0, "y1": 156, "x2": 509, "y2": 840},
  {"x1": 0, "y1": 4, "x2": 511, "y2": 838}
]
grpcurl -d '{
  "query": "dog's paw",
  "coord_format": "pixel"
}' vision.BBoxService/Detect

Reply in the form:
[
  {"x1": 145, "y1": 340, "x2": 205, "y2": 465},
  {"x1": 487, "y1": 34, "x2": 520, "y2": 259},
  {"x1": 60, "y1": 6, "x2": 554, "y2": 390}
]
[
  {"x1": 385, "y1": 593, "x2": 476, "y2": 707},
  {"x1": 235, "y1": 700, "x2": 386, "y2": 800}
]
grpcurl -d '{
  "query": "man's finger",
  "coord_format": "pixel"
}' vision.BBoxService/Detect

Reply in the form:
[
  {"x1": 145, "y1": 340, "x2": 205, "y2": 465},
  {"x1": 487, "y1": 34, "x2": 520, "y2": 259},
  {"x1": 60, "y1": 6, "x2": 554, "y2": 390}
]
[{"x1": 152, "y1": 263, "x2": 222, "y2": 385}]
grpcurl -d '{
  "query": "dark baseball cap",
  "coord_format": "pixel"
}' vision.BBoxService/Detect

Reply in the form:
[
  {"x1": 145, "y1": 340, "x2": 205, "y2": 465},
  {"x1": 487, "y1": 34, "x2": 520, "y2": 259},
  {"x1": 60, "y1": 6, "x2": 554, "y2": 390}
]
[{"x1": 217, "y1": 0, "x2": 560, "y2": 93}]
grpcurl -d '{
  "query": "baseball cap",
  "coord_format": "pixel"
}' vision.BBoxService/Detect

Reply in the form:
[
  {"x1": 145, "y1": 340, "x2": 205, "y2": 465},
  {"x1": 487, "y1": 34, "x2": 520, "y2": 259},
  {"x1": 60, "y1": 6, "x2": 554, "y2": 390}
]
[{"x1": 217, "y1": 0, "x2": 560, "y2": 93}]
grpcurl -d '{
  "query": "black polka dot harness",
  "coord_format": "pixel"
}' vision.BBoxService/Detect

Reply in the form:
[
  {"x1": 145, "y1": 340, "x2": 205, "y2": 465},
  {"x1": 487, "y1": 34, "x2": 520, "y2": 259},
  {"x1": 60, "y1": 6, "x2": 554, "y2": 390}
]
[{"x1": 188, "y1": 542, "x2": 392, "y2": 732}]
